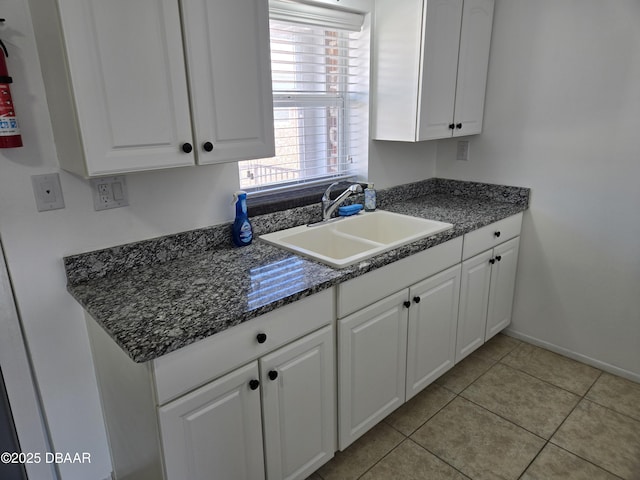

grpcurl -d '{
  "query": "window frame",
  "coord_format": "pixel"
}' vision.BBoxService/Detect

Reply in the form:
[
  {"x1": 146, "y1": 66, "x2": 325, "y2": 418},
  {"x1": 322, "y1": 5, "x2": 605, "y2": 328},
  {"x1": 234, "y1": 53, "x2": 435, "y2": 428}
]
[{"x1": 238, "y1": 0, "x2": 372, "y2": 196}]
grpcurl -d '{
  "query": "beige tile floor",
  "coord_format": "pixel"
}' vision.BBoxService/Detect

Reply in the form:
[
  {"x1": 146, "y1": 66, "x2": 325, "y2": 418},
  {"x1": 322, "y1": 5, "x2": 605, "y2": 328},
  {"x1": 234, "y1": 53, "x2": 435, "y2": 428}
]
[{"x1": 311, "y1": 334, "x2": 640, "y2": 480}]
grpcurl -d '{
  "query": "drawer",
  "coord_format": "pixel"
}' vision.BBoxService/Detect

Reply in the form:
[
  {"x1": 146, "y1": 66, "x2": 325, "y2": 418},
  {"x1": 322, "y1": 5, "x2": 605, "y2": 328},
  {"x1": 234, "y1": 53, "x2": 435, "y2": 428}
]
[
  {"x1": 337, "y1": 237, "x2": 462, "y2": 318},
  {"x1": 462, "y1": 213, "x2": 522, "y2": 260},
  {"x1": 153, "y1": 288, "x2": 334, "y2": 404}
]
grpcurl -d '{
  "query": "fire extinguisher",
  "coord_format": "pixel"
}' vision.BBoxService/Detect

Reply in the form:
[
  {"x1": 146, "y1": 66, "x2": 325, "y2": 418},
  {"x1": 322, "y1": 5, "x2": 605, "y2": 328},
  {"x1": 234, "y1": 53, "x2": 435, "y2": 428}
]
[{"x1": 0, "y1": 36, "x2": 23, "y2": 148}]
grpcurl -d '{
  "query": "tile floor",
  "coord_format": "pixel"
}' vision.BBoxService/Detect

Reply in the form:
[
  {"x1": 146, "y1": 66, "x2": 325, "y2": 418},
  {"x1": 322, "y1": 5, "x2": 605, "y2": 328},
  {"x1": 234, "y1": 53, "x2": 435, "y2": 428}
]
[{"x1": 310, "y1": 334, "x2": 640, "y2": 480}]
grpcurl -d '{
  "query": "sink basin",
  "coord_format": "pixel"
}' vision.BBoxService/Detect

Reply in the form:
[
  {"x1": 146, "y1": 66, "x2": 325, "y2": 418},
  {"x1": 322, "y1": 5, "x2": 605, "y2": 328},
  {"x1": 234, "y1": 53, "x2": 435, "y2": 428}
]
[{"x1": 260, "y1": 210, "x2": 453, "y2": 268}]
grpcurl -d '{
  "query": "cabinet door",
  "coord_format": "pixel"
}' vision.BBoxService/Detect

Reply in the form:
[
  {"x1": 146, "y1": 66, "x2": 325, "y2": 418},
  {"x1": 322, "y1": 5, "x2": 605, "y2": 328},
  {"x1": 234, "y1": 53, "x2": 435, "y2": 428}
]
[
  {"x1": 452, "y1": 0, "x2": 495, "y2": 136},
  {"x1": 57, "y1": 0, "x2": 195, "y2": 175},
  {"x1": 181, "y1": 0, "x2": 275, "y2": 164},
  {"x1": 416, "y1": 0, "x2": 464, "y2": 140},
  {"x1": 456, "y1": 249, "x2": 492, "y2": 363},
  {"x1": 158, "y1": 362, "x2": 265, "y2": 480},
  {"x1": 338, "y1": 290, "x2": 408, "y2": 450},
  {"x1": 406, "y1": 265, "x2": 461, "y2": 400},
  {"x1": 485, "y1": 237, "x2": 520, "y2": 340},
  {"x1": 260, "y1": 326, "x2": 335, "y2": 480}
]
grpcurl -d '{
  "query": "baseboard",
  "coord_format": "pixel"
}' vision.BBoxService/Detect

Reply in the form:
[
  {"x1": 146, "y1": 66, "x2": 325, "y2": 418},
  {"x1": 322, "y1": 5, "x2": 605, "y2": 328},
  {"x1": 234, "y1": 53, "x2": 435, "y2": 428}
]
[{"x1": 503, "y1": 328, "x2": 640, "y2": 384}]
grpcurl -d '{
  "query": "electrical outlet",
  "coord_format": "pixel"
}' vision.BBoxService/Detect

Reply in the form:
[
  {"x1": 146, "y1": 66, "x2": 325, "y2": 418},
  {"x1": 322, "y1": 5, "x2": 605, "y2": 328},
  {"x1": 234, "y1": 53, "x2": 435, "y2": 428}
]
[
  {"x1": 456, "y1": 140, "x2": 470, "y2": 162},
  {"x1": 31, "y1": 173, "x2": 65, "y2": 212},
  {"x1": 90, "y1": 176, "x2": 129, "y2": 211}
]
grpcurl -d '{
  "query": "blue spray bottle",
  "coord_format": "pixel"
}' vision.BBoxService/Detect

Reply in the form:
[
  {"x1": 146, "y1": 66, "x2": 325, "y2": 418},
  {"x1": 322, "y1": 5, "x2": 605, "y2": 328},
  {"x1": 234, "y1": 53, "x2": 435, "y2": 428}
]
[{"x1": 232, "y1": 191, "x2": 253, "y2": 247}]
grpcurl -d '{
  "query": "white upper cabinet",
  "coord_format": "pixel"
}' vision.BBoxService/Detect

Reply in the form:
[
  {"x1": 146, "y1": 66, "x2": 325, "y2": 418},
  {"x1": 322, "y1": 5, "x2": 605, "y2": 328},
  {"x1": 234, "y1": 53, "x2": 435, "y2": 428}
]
[
  {"x1": 181, "y1": 0, "x2": 275, "y2": 164},
  {"x1": 372, "y1": 0, "x2": 494, "y2": 141},
  {"x1": 31, "y1": 0, "x2": 274, "y2": 177}
]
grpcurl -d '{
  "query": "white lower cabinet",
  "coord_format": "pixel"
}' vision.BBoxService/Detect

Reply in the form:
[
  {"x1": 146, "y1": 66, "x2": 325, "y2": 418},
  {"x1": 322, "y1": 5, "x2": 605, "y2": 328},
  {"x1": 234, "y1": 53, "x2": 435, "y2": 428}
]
[
  {"x1": 159, "y1": 362, "x2": 266, "y2": 480},
  {"x1": 406, "y1": 265, "x2": 461, "y2": 400},
  {"x1": 456, "y1": 236, "x2": 520, "y2": 363},
  {"x1": 260, "y1": 326, "x2": 335, "y2": 480},
  {"x1": 159, "y1": 325, "x2": 335, "y2": 480},
  {"x1": 86, "y1": 289, "x2": 335, "y2": 480},
  {"x1": 338, "y1": 290, "x2": 409, "y2": 449},
  {"x1": 337, "y1": 261, "x2": 462, "y2": 449}
]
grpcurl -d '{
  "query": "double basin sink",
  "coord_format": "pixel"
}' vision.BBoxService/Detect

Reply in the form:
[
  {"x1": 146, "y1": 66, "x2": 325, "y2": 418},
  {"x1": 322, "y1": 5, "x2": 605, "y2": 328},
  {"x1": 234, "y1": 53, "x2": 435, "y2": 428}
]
[{"x1": 260, "y1": 210, "x2": 453, "y2": 268}]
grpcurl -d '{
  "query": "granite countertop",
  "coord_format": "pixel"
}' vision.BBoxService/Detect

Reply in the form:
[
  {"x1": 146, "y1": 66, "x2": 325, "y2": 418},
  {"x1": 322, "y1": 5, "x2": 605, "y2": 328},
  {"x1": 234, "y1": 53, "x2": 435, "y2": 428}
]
[{"x1": 65, "y1": 179, "x2": 530, "y2": 363}]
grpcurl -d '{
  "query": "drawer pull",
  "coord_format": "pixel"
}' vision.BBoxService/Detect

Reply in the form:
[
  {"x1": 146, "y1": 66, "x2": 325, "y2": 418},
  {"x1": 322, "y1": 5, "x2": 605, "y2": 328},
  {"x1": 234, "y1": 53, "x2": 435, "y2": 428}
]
[
  {"x1": 256, "y1": 333, "x2": 267, "y2": 344},
  {"x1": 249, "y1": 379, "x2": 260, "y2": 390},
  {"x1": 268, "y1": 370, "x2": 278, "y2": 381},
  {"x1": 494, "y1": 231, "x2": 501, "y2": 238}
]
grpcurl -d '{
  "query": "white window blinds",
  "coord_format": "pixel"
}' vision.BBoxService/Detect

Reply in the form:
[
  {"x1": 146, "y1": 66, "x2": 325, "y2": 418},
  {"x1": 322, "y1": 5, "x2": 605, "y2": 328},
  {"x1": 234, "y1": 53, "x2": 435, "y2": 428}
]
[{"x1": 238, "y1": 1, "x2": 369, "y2": 192}]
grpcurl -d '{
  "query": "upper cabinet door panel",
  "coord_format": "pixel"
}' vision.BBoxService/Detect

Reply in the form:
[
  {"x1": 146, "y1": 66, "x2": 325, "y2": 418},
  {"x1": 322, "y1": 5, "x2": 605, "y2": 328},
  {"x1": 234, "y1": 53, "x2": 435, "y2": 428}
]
[
  {"x1": 453, "y1": 0, "x2": 495, "y2": 136},
  {"x1": 58, "y1": 0, "x2": 194, "y2": 175},
  {"x1": 416, "y1": 0, "x2": 463, "y2": 140},
  {"x1": 182, "y1": 0, "x2": 275, "y2": 164}
]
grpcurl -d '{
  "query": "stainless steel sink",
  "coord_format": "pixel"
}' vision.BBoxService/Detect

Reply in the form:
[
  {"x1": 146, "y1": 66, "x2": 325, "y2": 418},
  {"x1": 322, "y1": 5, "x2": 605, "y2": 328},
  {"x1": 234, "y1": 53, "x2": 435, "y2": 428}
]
[{"x1": 260, "y1": 210, "x2": 453, "y2": 268}]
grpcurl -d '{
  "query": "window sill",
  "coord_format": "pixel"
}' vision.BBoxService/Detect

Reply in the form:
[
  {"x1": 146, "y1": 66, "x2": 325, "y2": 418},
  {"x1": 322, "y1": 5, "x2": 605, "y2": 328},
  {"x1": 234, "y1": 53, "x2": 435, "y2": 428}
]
[{"x1": 246, "y1": 181, "x2": 366, "y2": 217}]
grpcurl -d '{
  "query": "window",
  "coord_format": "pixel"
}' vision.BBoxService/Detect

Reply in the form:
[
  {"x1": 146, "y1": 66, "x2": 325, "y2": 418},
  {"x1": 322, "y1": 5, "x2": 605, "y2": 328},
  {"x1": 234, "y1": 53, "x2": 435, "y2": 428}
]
[{"x1": 238, "y1": 1, "x2": 369, "y2": 193}]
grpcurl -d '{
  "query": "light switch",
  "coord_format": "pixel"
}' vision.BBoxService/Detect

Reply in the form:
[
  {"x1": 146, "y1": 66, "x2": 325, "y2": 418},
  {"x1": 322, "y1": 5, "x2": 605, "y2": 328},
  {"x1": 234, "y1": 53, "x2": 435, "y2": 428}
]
[{"x1": 32, "y1": 173, "x2": 65, "y2": 212}]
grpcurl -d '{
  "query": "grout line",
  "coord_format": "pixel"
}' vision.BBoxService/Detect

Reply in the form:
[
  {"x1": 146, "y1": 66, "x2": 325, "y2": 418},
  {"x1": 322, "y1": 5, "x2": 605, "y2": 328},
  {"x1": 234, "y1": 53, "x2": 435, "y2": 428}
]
[
  {"x1": 545, "y1": 370, "x2": 602, "y2": 441},
  {"x1": 547, "y1": 442, "x2": 626, "y2": 480},
  {"x1": 496, "y1": 356, "x2": 600, "y2": 397},
  {"x1": 406, "y1": 437, "x2": 472, "y2": 479},
  {"x1": 580, "y1": 396, "x2": 640, "y2": 424},
  {"x1": 355, "y1": 437, "x2": 406, "y2": 479},
  {"x1": 458, "y1": 394, "x2": 548, "y2": 442}
]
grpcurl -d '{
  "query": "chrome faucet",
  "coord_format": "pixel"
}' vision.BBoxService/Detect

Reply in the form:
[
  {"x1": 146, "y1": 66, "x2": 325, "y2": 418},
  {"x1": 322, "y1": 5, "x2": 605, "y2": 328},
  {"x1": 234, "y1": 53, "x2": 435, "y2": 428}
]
[{"x1": 321, "y1": 182, "x2": 363, "y2": 221}]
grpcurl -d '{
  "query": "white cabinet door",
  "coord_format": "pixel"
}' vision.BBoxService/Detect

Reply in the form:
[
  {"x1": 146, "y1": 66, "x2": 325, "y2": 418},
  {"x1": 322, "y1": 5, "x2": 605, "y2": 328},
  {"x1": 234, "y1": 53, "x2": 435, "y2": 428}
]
[
  {"x1": 485, "y1": 237, "x2": 520, "y2": 340},
  {"x1": 181, "y1": 0, "x2": 275, "y2": 164},
  {"x1": 453, "y1": 0, "x2": 495, "y2": 136},
  {"x1": 56, "y1": 0, "x2": 195, "y2": 176},
  {"x1": 338, "y1": 290, "x2": 408, "y2": 449},
  {"x1": 158, "y1": 362, "x2": 265, "y2": 480},
  {"x1": 260, "y1": 326, "x2": 335, "y2": 480},
  {"x1": 406, "y1": 265, "x2": 461, "y2": 400},
  {"x1": 457, "y1": 236, "x2": 520, "y2": 362},
  {"x1": 456, "y1": 249, "x2": 492, "y2": 363},
  {"x1": 416, "y1": 0, "x2": 463, "y2": 140}
]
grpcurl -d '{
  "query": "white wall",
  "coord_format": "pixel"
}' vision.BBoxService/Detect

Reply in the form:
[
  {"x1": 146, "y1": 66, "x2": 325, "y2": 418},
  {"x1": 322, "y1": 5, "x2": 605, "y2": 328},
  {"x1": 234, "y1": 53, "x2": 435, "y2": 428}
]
[
  {"x1": 437, "y1": 0, "x2": 640, "y2": 379},
  {"x1": 0, "y1": 2, "x2": 436, "y2": 479}
]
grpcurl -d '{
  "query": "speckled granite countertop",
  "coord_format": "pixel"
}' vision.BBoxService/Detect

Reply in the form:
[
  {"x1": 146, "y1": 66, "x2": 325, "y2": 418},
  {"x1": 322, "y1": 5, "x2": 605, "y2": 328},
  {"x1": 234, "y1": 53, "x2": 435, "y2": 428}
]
[{"x1": 65, "y1": 179, "x2": 529, "y2": 363}]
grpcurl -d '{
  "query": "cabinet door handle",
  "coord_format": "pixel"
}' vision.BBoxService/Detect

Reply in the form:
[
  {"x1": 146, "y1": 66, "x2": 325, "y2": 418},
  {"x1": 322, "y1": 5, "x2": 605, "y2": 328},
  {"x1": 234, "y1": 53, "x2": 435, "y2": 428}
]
[
  {"x1": 489, "y1": 258, "x2": 496, "y2": 265},
  {"x1": 448, "y1": 123, "x2": 455, "y2": 130},
  {"x1": 456, "y1": 123, "x2": 462, "y2": 129},
  {"x1": 249, "y1": 379, "x2": 260, "y2": 390},
  {"x1": 268, "y1": 370, "x2": 278, "y2": 381},
  {"x1": 413, "y1": 296, "x2": 421, "y2": 304},
  {"x1": 181, "y1": 143, "x2": 193, "y2": 154},
  {"x1": 403, "y1": 300, "x2": 411, "y2": 309},
  {"x1": 494, "y1": 231, "x2": 501, "y2": 238},
  {"x1": 495, "y1": 255, "x2": 502, "y2": 262},
  {"x1": 203, "y1": 141, "x2": 214, "y2": 152},
  {"x1": 256, "y1": 333, "x2": 267, "y2": 344}
]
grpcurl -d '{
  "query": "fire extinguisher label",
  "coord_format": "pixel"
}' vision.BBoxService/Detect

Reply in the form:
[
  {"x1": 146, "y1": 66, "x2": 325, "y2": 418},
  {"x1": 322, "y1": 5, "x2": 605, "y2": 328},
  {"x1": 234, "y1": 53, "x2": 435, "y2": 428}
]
[
  {"x1": 0, "y1": 115, "x2": 19, "y2": 135},
  {"x1": 0, "y1": 83, "x2": 20, "y2": 136}
]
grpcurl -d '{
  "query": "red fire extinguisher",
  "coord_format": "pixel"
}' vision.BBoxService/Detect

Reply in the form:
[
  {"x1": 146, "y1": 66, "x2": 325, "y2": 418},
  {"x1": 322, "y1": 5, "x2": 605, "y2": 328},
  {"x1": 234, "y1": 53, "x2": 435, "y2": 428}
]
[{"x1": 0, "y1": 37, "x2": 23, "y2": 148}]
